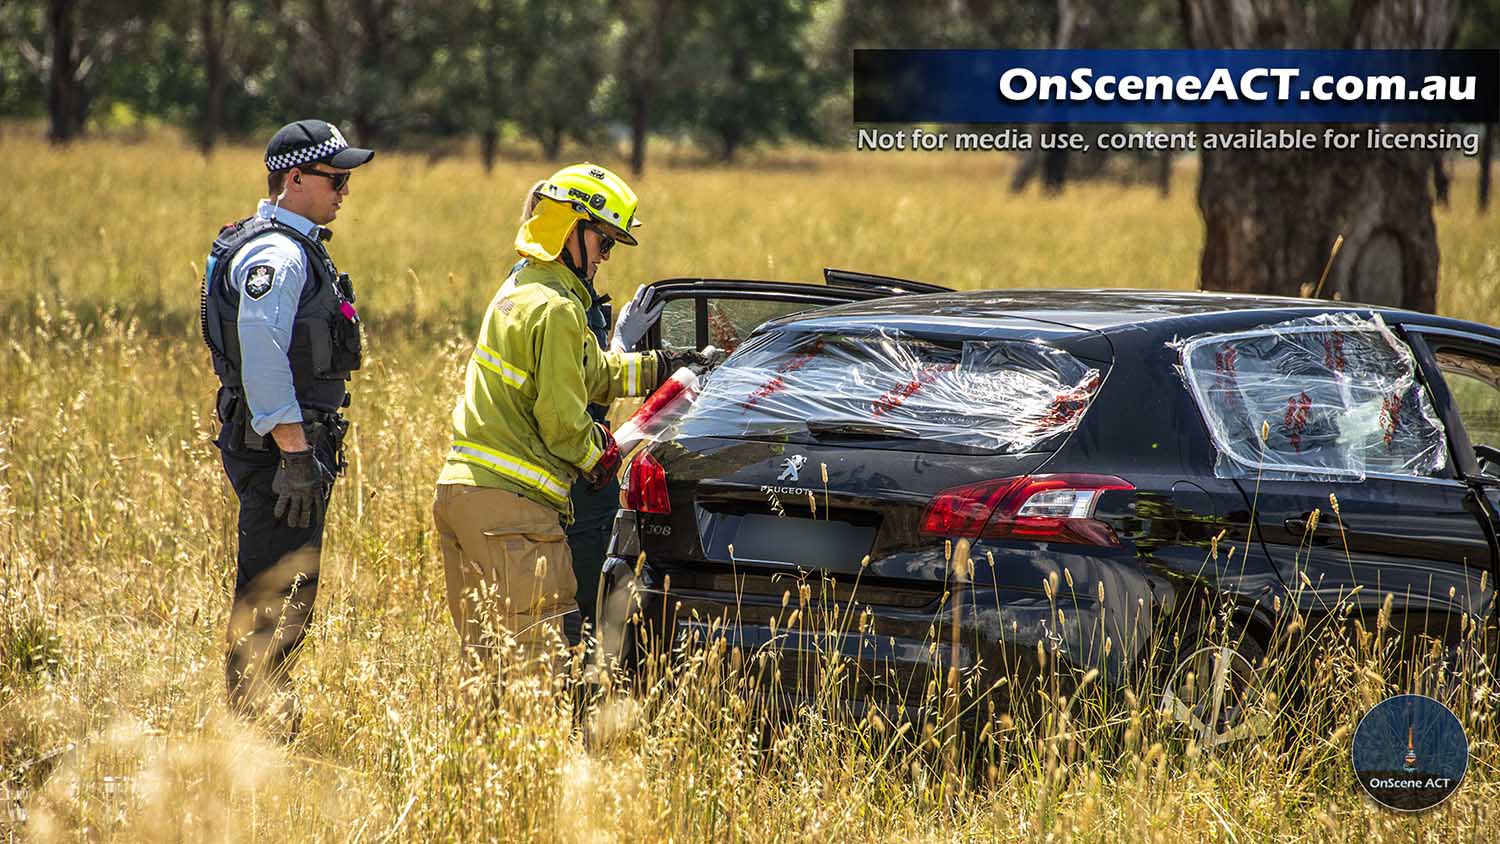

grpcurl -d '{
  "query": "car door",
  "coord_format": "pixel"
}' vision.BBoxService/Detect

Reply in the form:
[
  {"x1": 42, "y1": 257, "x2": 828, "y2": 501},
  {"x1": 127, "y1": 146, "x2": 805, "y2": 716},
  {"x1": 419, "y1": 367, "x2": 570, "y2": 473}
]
[
  {"x1": 1403, "y1": 326, "x2": 1500, "y2": 606},
  {"x1": 606, "y1": 268, "x2": 951, "y2": 424},
  {"x1": 639, "y1": 268, "x2": 949, "y2": 352},
  {"x1": 1178, "y1": 314, "x2": 1494, "y2": 645}
]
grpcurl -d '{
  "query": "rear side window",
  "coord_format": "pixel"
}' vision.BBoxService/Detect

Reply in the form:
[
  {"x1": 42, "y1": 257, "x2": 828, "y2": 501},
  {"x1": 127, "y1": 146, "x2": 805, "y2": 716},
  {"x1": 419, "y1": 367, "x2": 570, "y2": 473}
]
[
  {"x1": 656, "y1": 296, "x2": 828, "y2": 354},
  {"x1": 674, "y1": 328, "x2": 1102, "y2": 453},
  {"x1": 1174, "y1": 313, "x2": 1448, "y2": 481}
]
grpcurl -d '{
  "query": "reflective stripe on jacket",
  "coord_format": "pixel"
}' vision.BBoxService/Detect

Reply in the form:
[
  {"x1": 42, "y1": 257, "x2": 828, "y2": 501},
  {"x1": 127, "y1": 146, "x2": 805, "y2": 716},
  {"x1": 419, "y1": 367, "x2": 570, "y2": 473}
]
[{"x1": 438, "y1": 259, "x2": 657, "y2": 522}]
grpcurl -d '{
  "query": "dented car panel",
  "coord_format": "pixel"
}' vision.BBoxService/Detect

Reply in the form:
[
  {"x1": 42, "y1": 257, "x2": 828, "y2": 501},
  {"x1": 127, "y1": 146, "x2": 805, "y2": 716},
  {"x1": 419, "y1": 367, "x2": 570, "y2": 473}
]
[{"x1": 601, "y1": 286, "x2": 1500, "y2": 714}]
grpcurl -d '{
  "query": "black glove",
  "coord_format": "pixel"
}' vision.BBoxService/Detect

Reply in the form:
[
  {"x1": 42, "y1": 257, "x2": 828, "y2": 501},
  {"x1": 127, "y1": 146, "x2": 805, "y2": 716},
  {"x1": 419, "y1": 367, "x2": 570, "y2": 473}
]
[
  {"x1": 655, "y1": 348, "x2": 714, "y2": 388},
  {"x1": 582, "y1": 423, "x2": 622, "y2": 491},
  {"x1": 272, "y1": 449, "x2": 332, "y2": 529}
]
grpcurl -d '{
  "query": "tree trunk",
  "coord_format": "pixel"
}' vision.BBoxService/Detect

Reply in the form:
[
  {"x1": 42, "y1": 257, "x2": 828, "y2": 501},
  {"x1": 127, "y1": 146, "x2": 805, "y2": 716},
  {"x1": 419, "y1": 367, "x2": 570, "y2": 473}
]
[
  {"x1": 1197, "y1": 144, "x2": 1438, "y2": 310},
  {"x1": 480, "y1": 127, "x2": 498, "y2": 173},
  {"x1": 629, "y1": 90, "x2": 649, "y2": 177},
  {"x1": 1183, "y1": 0, "x2": 1459, "y2": 313},
  {"x1": 1010, "y1": 0, "x2": 1089, "y2": 194},
  {"x1": 1040, "y1": 127, "x2": 1070, "y2": 195},
  {"x1": 1008, "y1": 139, "x2": 1042, "y2": 193},
  {"x1": 720, "y1": 40, "x2": 747, "y2": 164},
  {"x1": 1432, "y1": 155, "x2": 1450, "y2": 207},
  {"x1": 47, "y1": 0, "x2": 82, "y2": 144},
  {"x1": 1480, "y1": 124, "x2": 1494, "y2": 213},
  {"x1": 542, "y1": 124, "x2": 562, "y2": 161},
  {"x1": 198, "y1": 0, "x2": 228, "y2": 157},
  {"x1": 351, "y1": 0, "x2": 391, "y2": 147},
  {"x1": 1157, "y1": 150, "x2": 1173, "y2": 198}
]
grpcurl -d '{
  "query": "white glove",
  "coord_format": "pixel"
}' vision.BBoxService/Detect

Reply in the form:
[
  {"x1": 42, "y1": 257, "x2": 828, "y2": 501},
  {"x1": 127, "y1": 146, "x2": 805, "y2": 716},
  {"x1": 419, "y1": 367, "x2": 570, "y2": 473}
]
[{"x1": 610, "y1": 284, "x2": 665, "y2": 352}]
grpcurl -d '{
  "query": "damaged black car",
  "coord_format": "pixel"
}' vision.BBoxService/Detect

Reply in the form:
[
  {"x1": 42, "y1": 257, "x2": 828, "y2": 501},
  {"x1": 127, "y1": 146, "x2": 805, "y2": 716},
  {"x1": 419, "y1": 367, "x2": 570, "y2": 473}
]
[{"x1": 597, "y1": 274, "x2": 1500, "y2": 746}]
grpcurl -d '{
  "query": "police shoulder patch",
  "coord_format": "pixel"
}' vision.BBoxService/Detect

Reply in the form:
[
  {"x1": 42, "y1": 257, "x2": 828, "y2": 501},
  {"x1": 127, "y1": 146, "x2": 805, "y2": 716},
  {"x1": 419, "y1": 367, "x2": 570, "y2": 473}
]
[{"x1": 244, "y1": 265, "x2": 275, "y2": 300}]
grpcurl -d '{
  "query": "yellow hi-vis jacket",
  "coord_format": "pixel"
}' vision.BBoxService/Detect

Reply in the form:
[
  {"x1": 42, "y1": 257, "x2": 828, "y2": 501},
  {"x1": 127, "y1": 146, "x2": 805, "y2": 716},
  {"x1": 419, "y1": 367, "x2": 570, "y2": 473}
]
[{"x1": 438, "y1": 259, "x2": 658, "y2": 523}]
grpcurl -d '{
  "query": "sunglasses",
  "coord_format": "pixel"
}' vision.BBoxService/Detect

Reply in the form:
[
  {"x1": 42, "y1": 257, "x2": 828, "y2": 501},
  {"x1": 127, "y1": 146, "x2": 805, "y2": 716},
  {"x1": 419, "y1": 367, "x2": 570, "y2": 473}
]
[
  {"x1": 586, "y1": 223, "x2": 616, "y2": 257},
  {"x1": 299, "y1": 167, "x2": 351, "y2": 191}
]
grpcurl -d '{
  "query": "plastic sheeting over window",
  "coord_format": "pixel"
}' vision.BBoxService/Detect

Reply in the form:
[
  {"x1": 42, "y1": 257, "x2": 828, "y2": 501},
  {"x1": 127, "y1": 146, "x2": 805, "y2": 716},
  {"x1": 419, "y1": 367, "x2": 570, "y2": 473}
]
[
  {"x1": 1172, "y1": 313, "x2": 1448, "y2": 481},
  {"x1": 672, "y1": 328, "x2": 1103, "y2": 454}
]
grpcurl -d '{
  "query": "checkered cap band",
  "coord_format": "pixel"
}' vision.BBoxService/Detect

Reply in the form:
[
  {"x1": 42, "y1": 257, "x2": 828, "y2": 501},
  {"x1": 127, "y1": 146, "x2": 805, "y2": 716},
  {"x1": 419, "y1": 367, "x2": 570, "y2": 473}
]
[{"x1": 265, "y1": 126, "x2": 349, "y2": 171}]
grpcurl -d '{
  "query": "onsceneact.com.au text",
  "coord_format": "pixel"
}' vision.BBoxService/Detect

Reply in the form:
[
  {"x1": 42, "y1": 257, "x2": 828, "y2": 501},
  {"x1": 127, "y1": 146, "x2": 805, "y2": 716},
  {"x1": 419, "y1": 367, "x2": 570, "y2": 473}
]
[{"x1": 997, "y1": 67, "x2": 1480, "y2": 103}]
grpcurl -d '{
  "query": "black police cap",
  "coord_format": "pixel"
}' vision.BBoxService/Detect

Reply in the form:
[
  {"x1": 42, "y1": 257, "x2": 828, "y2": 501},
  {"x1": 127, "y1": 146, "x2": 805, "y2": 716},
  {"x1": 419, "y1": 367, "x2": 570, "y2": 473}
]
[{"x1": 264, "y1": 119, "x2": 374, "y2": 172}]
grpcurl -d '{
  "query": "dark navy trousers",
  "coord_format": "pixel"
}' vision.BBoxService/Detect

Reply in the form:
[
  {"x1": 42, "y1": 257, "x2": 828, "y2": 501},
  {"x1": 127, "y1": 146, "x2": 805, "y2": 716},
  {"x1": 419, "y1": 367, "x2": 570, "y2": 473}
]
[{"x1": 217, "y1": 435, "x2": 336, "y2": 716}]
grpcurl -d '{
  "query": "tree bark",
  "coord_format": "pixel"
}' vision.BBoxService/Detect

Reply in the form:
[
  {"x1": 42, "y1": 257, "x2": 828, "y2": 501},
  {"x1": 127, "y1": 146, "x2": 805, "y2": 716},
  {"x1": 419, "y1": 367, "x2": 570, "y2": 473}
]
[
  {"x1": 1183, "y1": 0, "x2": 1460, "y2": 313},
  {"x1": 47, "y1": 0, "x2": 82, "y2": 144},
  {"x1": 1197, "y1": 144, "x2": 1438, "y2": 309}
]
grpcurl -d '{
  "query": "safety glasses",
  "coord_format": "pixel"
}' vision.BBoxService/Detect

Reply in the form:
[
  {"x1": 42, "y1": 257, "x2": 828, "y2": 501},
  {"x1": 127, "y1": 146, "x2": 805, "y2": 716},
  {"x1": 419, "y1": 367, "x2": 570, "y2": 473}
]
[
  {"x1": 587, "y1": 223, "x2": 616, "y2": 257},
  {"x1": 300, "y1": 167, "x2": 351, "y2": 191}
]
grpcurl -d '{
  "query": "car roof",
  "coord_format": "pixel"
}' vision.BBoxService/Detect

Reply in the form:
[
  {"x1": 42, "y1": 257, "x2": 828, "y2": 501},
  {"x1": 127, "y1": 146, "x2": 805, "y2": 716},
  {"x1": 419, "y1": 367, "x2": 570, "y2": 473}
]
[{"x1": 768, "y1": 288, "x2": 1500, "y2": 342}]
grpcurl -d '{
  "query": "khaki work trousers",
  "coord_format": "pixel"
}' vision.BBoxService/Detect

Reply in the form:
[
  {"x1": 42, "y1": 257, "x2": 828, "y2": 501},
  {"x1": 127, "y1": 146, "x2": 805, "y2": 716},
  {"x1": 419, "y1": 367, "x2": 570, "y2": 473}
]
[{"x1": 433, "y1": 483, "x2": 578, "y2": 680}]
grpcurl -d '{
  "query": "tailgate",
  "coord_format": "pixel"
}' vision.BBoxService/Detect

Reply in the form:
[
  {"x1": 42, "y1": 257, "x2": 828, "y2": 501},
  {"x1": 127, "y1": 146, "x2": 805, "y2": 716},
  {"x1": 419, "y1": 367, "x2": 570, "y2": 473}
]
[{"x1": 643, "y1": 436, "x2": 1063, "y2": 583}]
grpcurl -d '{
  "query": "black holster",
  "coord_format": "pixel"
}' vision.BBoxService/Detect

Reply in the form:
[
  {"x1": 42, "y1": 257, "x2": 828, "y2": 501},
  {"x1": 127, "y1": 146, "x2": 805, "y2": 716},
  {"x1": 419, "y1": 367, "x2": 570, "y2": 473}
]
[
  {"x1": 216, "y1": 386, "x2": 270, "y2": 452},
  {"x1": 303, "y1": 412, "x2": 350, "y2": 477}
]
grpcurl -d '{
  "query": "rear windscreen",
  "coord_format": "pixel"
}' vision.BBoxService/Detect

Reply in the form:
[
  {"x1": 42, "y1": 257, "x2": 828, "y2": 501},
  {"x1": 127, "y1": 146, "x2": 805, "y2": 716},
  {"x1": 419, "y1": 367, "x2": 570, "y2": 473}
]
[{"x1": 673, "y1": 328, "x2": 1103, "y2": 453}]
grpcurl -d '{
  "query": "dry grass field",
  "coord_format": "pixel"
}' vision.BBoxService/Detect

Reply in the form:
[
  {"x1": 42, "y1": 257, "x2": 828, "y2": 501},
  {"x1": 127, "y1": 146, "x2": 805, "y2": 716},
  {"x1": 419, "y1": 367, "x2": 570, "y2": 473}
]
[{"x1": 2, "y1": 127, "x2": 1499, "y2": 841}]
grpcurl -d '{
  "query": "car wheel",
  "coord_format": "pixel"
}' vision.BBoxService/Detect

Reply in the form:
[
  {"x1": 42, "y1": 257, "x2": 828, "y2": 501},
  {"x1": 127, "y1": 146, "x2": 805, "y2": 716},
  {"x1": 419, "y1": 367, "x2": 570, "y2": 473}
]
[{"x1": 1157, "y1": 626, "x2": 1276, "y2": 750}]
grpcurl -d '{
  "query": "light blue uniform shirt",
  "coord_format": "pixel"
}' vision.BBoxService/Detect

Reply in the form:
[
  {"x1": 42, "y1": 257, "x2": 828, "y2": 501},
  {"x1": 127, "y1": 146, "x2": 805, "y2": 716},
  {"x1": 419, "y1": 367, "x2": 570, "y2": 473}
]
[{"x1": 227, "y1": 200, "x2": 319, "y2": 435}]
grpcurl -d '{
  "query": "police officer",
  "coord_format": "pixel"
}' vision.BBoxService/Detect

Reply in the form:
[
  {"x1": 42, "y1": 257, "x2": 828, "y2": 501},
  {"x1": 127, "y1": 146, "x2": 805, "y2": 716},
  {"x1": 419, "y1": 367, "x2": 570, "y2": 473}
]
[
  {"x1": 433, "y1": 163, "x2": 708, "y2": 686},
  {"x1": 200, "y1": 119, "x2": 373, "y2": 731}
]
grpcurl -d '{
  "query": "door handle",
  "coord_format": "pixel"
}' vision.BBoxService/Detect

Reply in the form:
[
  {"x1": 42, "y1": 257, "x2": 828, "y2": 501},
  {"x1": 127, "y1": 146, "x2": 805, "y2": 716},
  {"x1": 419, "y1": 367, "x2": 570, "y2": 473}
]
[{"x1": 1284, "y1": 517, "x2": 1336, "y2": 546}]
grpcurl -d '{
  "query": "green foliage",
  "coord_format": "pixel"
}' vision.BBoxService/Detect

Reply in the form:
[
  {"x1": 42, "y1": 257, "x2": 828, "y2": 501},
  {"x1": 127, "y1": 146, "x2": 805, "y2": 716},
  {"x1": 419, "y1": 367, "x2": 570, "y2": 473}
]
[
  {"x1": 256, "y1": 0, "x2": 440, "y2": 144},
  {"x1": 1458, "y1": 0, "x2": 1500, "y2": 48},
  {"x1": 0, "y1": 0, "x2": 1200, "y2": 161},
  {"x1": 673, "y1": 0, "x2": 824, "y2": 161},
  {"x1": 1, "y1": 0, "x2": 167, "y2": 134},
  {"x1": 0, "y1": 2, "x2": 47, "y2": 118},
  {"x1": 411, "y1": 0, "x2": 517, "y2": 139},
  {"x1": 511, "y1": 0, "x2": 609, "y2": 158}
]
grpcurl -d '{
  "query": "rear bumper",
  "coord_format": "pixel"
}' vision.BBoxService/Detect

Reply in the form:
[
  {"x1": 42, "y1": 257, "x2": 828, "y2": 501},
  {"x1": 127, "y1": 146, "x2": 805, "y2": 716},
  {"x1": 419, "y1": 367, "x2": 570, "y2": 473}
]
[{"x1": 596, "y1": 551, "x2": 1140, "y2": 717}]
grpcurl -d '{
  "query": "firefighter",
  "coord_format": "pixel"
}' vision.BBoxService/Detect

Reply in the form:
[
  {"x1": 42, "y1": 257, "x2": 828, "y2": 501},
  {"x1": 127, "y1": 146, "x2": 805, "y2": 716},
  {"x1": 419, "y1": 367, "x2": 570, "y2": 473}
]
[
  {"x1": 510, "y1": 185, "x2": 628, "y2": 651},
  {"x1": 432, "y1": 163, "x2": 707, "y2": 685},
  {"x1": 200, "y1": 119, "x2": 373, "y2": 733}
]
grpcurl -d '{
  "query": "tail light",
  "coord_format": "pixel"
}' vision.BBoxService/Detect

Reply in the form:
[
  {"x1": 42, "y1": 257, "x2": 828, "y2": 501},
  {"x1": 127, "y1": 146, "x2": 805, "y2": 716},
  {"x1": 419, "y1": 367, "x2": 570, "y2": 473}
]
[
  {"x1": 622, "y1": 450, "x2": 671, "y2": 514},
  {"x1": 920, "y1": 474, "x2": 1133, "y2": 546},
  {"x1": 614, "y1": 367, "x2": 703, "y2": 458}
]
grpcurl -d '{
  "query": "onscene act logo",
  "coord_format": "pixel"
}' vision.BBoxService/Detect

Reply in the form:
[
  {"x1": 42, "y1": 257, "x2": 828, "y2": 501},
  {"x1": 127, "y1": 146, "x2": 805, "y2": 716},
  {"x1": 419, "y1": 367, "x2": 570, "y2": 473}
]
[{"x1": 1351, "y1": 694, "x2": 1468, "y2": 811}]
